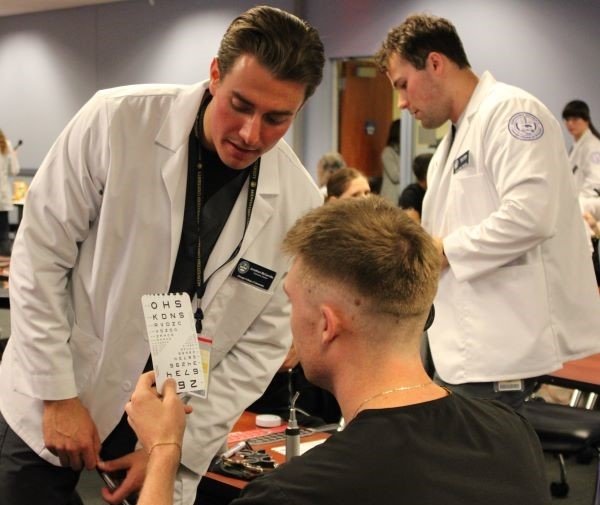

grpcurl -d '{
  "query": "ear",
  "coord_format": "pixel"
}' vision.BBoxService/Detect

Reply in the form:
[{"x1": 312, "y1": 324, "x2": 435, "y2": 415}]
[
  {"x1": 320, "y1": 304, "x2": 341, "y2": 346},
  {"x1": 208, "y1": 57, "x2": 221, "y2": 95},
  {"x1": 427, "y1": 52, "x2": 444, "y2": 74}
]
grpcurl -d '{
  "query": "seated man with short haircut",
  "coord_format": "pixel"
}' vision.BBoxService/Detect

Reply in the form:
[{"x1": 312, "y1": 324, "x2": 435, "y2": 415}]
[{"x1": 127, "y1": 197, "x2": 551, "y2": 505}]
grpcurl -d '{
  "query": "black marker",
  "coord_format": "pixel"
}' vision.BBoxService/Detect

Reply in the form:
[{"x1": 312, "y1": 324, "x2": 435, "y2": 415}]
[{"x1": 99, "y1": 472, "x2": 133, "y2": 505}]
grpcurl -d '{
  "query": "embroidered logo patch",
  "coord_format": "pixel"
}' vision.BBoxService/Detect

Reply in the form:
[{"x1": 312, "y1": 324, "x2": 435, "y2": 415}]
[{"x1": 508, "y1": 112, "x2": 544, "y2": 141}]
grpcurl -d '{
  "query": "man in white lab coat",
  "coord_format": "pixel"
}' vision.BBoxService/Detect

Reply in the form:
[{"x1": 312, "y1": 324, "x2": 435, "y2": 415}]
[
  {"x1": 0, "y1": 6, "x2": 324, "y2": 505},
  {"x1": 376, "y1": 14, "x2": 600, "y2": 408}
]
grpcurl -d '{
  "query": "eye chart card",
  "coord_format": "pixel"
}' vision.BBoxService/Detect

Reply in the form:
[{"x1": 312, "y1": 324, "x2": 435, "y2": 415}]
[{"x1": 141, "y1": 293, "x2": 205, "y2": 396}]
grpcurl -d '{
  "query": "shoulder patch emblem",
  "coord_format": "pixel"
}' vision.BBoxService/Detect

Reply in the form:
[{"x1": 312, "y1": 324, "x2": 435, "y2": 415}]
[
  {"x1": 590, "y1": 152, "x2": 600, "y2": 164},
  {"x1": 508, "y1": 112, "x2": 544, "y2": 141}
]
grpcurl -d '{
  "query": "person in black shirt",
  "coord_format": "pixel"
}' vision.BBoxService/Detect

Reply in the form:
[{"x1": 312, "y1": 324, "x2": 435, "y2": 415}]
[
  {"x1": 126, "y1": 197, "x2": 550, "y2": 505},
  {"x1": 398, "y1": 152, "x2": 432, "y2": 222}
]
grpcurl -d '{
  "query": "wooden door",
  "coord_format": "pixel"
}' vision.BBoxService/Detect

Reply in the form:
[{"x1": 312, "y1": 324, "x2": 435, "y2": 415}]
[{"x1": 338, "y1": 59, "x2": 393, "y2": 178}]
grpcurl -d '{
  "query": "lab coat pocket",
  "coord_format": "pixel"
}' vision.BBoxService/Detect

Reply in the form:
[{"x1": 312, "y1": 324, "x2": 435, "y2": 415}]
[
  {"x1": 451, "y1": 173, "x2": 499, "y2": 228},
  {"x1": 460, "y1": 262, "x2": 552, "y2": 377},
  {"x1": 69, "y1": 323, "x2": 102, "y2": 394},
  {"x1": 205, "y1": 278, "x2": 274, "y2": 368}
]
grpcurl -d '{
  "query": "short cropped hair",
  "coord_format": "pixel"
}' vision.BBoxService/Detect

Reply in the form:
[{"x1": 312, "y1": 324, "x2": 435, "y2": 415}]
[
  {"x1": 412, "y1": 152, "x2": 432, "y2": 182},
  {"x1": 283, "y1": 196, "x2": 440, "y2": 319},
  {"x1": 217, "y1": 5, "x2": 325, "y2": 100},
  {"x1": 376, "y1": 14, "x2": 470, "y2": 72}
]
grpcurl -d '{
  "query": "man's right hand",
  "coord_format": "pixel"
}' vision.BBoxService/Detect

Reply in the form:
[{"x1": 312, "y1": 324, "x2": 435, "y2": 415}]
[{"x1": 43, "y1": 397, "x2": 100, "y2": 471}]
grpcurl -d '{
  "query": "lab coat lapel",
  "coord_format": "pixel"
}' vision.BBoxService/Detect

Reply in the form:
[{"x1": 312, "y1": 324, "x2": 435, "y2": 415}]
[
  {"x1": 154, "y1": 81, "x2": 208, "y2": 275},
  {"x1": 201, "y1": 152, "x2": 279, "y2": 307},
  {"x1": 423, "y1": 73, "x2": 494, "y2": 236},
  {"x1": 423, "y1": 130, "x2": 454, "y2": 234}
]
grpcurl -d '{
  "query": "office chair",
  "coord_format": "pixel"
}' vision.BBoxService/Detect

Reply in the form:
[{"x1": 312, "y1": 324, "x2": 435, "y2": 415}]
[{"x1": 520, "y1": 398, "x2": 600, "y2": 503}]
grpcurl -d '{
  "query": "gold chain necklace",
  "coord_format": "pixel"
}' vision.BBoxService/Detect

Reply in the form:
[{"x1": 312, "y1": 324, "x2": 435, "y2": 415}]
[{"x1": 352, "y1": 382, "x2": 433, "y2": 420}]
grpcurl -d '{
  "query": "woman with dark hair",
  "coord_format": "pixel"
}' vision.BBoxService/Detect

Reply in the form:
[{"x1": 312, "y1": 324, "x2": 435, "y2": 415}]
[
  {"x1": 562, "y1": 100, "x2": 600, "y2": 199},
  {"x1": 380, "y1": 119, "x2": 401, "y2": 204},
  {"x1": 562, "y1": 100, "x2": 600, "y2": 286},
  {"x1": 325, "y1": 167, "x2": 370, "y2": 201}
]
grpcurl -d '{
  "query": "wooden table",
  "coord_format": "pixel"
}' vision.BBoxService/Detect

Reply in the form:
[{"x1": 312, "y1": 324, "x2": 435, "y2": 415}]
[
  {"x1": 196, "y1": 412, "x2": 329, "y2": 504},
  {"x1": 539, "y1": 353, "x2": 600, "y2": 394}
]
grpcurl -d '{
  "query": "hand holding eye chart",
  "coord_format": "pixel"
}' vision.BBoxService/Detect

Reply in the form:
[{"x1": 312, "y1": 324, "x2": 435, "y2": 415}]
[{"x1": 141, "y1": 293, "x2": 210, "y2": 397}]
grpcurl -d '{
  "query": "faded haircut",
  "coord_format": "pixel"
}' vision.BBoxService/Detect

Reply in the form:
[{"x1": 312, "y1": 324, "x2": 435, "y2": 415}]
[{"x1": 282, "y1": 196, "x2": 440, "y2": 319}]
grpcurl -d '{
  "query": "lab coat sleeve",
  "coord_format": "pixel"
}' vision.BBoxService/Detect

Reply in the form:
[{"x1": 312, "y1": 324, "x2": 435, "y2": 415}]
[
  {"x1": 180, "y1": 274, "x2": 292, "y2": 477},
  {"x1": 9, "y1": 92, "x2": 109, "y2": 400},
  {"x1": 580, "y1": 136, "x2": 600, "y2": 196},
  {"x1": 444, "y1": 98, "x2": 566, "y2": 282},
  {"x1": 8, "y1": 141, "x2": 20, "y2": 176}
]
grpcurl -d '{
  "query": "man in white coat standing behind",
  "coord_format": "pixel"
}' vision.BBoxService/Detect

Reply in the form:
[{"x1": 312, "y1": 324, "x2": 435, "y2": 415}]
[
  {"x1": 0, "y1": 6, "x2": 324, "y2": 505},
  {"x1": 376, "y1": 14, "x2": 600, "y2": 409}
]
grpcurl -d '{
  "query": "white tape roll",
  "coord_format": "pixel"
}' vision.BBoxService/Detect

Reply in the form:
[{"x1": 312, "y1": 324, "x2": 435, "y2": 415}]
[{"x1": 255, "y1": 414, "x2": 282, "y2": 428}]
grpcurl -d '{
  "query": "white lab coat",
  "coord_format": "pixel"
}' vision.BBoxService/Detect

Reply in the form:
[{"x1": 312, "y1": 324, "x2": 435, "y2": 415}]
[
  {"x1": 570, "y1": 128, "x2": 600, "y2": 221},
  {"x1": 422, "y1": 71, "x2": 600, "y2": 384},
  {"x1": 0, "y1": 140, "x2": 20, "y2": 211},
  {"x1": 0, "y1": 81, "x2": 323, "y2": 481}
]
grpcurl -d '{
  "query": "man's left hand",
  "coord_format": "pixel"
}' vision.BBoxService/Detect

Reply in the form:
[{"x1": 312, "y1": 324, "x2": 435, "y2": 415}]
[{"x1": 97, "y1": 449, "x2": 147, "y2": 505}]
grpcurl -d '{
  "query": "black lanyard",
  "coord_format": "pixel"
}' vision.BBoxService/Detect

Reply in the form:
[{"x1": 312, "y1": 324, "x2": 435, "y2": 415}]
[{"x1": 193, "y1": 107, "x2": 260, "y2": 333}]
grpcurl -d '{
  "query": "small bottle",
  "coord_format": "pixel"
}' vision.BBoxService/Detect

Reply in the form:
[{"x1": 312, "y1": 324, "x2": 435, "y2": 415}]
[{"x1": 285, "y1": 391, "x2": 301, "y2": 462}]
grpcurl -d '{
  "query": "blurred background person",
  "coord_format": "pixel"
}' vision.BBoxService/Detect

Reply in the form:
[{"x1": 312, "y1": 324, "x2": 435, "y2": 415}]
[
  {"x1": 562, "y1": 100, "x2": 600, "y2": 201},
  {"x1": 326, "y1": 167, "x2": 371, "y2": 201},
  {"x1": 316, "y1": 151, "x2": 346, "y2": 196},
  {"x1": 380, "y1": 119, "x2": 401, "y2": 204},
  {"x1": 0, "y1": 129, "x2": 20, "y2": 257},
  {"x1": 583, "y1": 210, "x2": 600, "y2": 292},
  {"x1": 398, "y1": 152, "x2": 432, "y2": 223},
  {"x1": 562, "y1": 100, "x2": 600, "y2": 286}
]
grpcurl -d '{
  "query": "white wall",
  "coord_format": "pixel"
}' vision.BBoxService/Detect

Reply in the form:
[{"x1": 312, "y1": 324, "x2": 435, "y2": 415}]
[
  {"x1": 0, "y1": 0, "x2": 295, "y2": 169},
  {"x1": 301, "y1": 0, "x2": 600, "y2": 175},
  {"x1": 1, "y1": 0, "x2": 599, "y2": 176},
  {"x1": 0, "y1": 8, "x2": 97, "y2": 169}
]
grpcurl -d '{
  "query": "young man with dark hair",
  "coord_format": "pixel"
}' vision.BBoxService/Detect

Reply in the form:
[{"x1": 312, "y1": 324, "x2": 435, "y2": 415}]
[
  {"x1": 0, "y1": 6, "x2": 324, "y2": 505},
  {"x1": 377, "y1": 14, "x2": 600, "y2": 409}
]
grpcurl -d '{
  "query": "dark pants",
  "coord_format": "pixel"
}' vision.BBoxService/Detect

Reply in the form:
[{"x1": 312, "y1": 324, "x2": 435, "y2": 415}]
[
  {"x1": 0, "y1": 411, "x2": 80, "y2": 505},
  {"x1": 0, "y1": 410, "x2": 136, "y2": 505},
  {"x1": 0, "y1": 211, "x2": 10, "y2": 256},
  {"x1": 434, "y1": 374, "x2": 538, "y2": 410}
]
